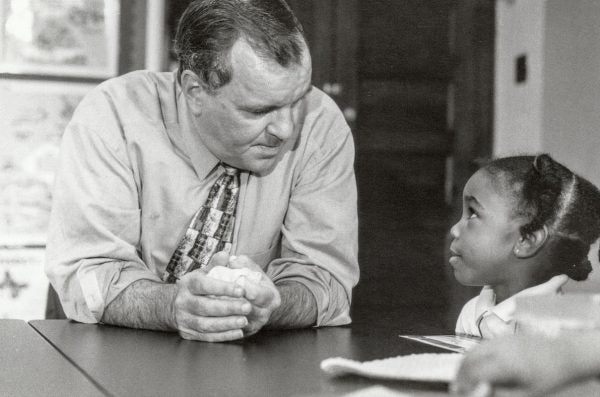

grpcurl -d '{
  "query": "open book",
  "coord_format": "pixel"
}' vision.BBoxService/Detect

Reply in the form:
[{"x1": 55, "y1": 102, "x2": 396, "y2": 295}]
[
  {"x1": 320, "y1": 334, "x2": 480, "y2": 382},
  {"x1": 321, "y1": 353, "x2": 462, "y2": 382},
  {"x1": 399, "y1": 334, "x2": 481, "y2": 353}
]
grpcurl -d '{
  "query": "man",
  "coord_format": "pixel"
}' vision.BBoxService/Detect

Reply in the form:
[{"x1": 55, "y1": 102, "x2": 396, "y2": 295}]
[{"x1": 46, "y1": 0, "x2": 358, "y2": 342}]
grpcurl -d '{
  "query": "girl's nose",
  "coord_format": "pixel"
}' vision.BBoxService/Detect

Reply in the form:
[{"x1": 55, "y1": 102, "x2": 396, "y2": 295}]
[{"x1": 449, "y1": 221, "x2": 460, "y2": 239}]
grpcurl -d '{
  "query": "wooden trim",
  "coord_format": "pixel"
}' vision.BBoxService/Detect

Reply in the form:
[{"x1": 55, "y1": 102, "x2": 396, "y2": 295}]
[
  {"x1": 333, "y1": 0, "x2": 359, "y2": 114},
  {"x1": 446, "y1": 0, "x2": 496, "y2": 325}
]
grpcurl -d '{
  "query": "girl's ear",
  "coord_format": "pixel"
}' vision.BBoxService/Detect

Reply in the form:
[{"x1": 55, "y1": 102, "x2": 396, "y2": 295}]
[
  {"x1": 514, "y1": 225, "x2": 549, "y2": 258},
  {"x1": 181, "y1": 70, "x2": 207, "y2": 115}
]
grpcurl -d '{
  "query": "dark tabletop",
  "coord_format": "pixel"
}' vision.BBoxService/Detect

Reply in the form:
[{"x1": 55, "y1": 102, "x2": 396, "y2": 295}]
[
  {"x1": 29, "y1": 319, "x2": 453, "y2": 397},
  {"x1": 0, "y1": 319, "x2": 105, "y2": 397}
]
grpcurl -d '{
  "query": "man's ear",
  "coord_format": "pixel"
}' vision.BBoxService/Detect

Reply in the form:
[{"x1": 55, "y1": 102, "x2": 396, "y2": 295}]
[
  {"x1": 513, "y1": 225, "x2": 549, "y2": 258},
  {"x1": 180, "y1": 70, "x2": 206, "y2": 115}
]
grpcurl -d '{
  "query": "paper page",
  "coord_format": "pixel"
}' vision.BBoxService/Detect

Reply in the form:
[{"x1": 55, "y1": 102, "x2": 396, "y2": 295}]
[
  {"x1": 342, "y1": 385, "x2": 414, "y2": 397},
  {"x1": 399, "y1": 335, "x2": 481, "y2": 353},
  {"x1": 321, "y1": 353, "x2": 462, "y2": 383}
]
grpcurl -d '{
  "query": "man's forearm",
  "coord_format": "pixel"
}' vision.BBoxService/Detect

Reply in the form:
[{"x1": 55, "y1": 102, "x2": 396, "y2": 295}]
[
  {"x1": 101, "y1": 279, "x2": 177, "y2": 331},
  {"x1": 102, "y1": 278, "x2": 318, "y2": 332},
  {"x1": 267, "y1": 281, "x2": 317, "y2": 329}
]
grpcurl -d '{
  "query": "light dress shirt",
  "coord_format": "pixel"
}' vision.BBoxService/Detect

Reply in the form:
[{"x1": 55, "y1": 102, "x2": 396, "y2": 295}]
[
  {"x1": 455, "y1": 278, "x2": 563, "y2": 337},
  {"x1": 45, "y1": 70, "x2": 359, "y2": 326},
  {"x1": 455, "y1": 286, "x2": 512, "y2": 338}
]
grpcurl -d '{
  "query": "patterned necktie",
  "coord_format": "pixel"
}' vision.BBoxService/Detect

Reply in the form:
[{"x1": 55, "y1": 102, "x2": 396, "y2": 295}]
[{"x1": 164, "y1": 164, "x2": 240, "y2": 283}]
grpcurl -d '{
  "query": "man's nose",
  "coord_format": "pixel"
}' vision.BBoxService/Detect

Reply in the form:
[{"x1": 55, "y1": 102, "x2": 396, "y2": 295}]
[{"x1": 266, "y1": 107, "x2": 294, "y2": 141}]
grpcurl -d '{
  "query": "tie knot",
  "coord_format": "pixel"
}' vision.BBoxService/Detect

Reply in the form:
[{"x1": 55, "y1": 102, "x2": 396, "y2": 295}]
[{"x1": 222, "y1": 164, "x2": 239, "y2": 176}]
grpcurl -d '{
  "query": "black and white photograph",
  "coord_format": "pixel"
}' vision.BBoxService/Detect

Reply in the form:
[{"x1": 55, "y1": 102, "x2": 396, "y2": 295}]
[{"x1": 1, "y1": 1, "x2": 600, "y2": 396}]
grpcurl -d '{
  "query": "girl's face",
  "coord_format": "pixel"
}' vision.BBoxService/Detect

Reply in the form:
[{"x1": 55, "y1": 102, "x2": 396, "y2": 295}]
[{"x1": 449, "y1": 169, "x2": 523, "y2": 287}]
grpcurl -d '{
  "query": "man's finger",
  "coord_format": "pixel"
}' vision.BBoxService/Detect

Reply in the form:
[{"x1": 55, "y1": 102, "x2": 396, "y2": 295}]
[
  {"x1": 181, "y1": 272, "x2": 244, "y2": 297},
  {"x1": 182, "y1": 295, "x2": 252, "y2": 317},
  {"x1": 236, "y1": 276, "x2": 275, "y2": 306},
  {"x1": 178, "y1": 312, "x2": 248, "y2": 333},
  {"x1": 179, "y1": 328, "x2": 245, "y2": 342},
  {"x1": 205, "y1": 251, "x2": 230, "y2": 272},
  {"x1": 229, "y1": 255, "x2": 262, "y2": 272}
]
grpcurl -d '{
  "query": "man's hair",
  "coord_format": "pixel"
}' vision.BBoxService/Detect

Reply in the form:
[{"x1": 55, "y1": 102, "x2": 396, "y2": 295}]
[
  {"x1": 483, "y1": 154, "x2": 600, "y2": 281},
  {"x1": 174, "y1": 0, "x2": 306, "y2": 91}
]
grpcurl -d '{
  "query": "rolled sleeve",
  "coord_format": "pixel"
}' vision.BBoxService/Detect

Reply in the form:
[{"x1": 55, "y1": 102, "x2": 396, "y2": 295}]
[
  {"x1": 266, "y1": 105, "x2": 359, "y2": 326},
  {"x1": 267, "y1": 260, "x2": 352, "y2": 326},
  {"x1": 45, "y1": 91, "x2": 160, "y2": 323}
]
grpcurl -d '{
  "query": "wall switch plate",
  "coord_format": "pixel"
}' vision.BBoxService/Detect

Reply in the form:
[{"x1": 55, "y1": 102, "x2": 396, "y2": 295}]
[{"x1": 516, "y1": 54, "x2": 527, "y2": 83}]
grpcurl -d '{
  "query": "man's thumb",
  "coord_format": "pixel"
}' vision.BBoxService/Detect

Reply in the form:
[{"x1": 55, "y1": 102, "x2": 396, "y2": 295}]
[{"x1": 206, "y1": 251, "x2": 230, "y2": 271}]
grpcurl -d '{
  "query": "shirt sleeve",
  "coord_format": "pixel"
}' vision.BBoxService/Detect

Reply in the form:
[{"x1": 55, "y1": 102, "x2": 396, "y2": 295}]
[
  {"x1": 45, "y1": 89, "x2": 161, "y2": 323},
  {"x1": 266, "y1": 94, "x2": 359, "y2": 327}
]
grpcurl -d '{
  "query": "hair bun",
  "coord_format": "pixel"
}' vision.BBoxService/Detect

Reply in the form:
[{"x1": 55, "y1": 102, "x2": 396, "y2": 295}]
[
  {"x1": 532, "y1": 154, "x2": 553, "y2": 173},
  {"x1": 567, "y1": 258, "x2": 593, "y2": 281}
]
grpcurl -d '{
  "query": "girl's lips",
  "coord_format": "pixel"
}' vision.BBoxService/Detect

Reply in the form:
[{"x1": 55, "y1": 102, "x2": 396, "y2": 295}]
[
  {"x1": 449, "y1": 255, "x2": 461, "y2": 266},
  {"x1": 448, "y1": 247, "x2": 461, "y2": 266}
]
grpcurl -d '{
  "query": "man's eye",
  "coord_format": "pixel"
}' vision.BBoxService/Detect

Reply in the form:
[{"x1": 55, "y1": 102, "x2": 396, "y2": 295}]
[
  {"x1": 249, "y1": 109, "x2": 269, "y2": 115},
  {"x1": 247, "y1": 106, "x2": 279, "y2": 116}
]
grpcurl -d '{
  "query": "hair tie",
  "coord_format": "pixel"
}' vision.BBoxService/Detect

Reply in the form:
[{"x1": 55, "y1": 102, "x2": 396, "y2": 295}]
[{"x1": 532, "y1": 155, "x2": 541, "y2": 173}]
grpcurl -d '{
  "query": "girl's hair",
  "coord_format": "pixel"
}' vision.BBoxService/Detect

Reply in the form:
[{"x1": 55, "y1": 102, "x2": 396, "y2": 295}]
[{"x1": 483, "y1": 154, "x2": 600, "y2": 281}]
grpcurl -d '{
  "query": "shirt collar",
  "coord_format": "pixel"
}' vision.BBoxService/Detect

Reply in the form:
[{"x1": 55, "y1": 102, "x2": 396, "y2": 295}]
[
  {"x1": 168, "y1": 74, "x2": 219, "y2": 181},
  {"x1": 475, "y1": 286, "x2": 497, "y2": 315}
]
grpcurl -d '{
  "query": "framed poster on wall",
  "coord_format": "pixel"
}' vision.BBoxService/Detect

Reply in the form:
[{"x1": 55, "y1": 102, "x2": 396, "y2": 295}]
[
  {"x1": 0, "y1": 79, "x2": 96, "y2": 246},
  {"x1": 0, "y1": 247, "x2": 47, "y2": 320},
  {"x1": 0, "y1": 0, "x2": 120, "y2": 78}
]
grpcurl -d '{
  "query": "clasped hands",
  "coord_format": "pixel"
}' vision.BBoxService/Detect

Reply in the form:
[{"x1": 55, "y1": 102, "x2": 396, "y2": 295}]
[{"x1": 172, "y1": 252, "x2": 281, "y2": 342}]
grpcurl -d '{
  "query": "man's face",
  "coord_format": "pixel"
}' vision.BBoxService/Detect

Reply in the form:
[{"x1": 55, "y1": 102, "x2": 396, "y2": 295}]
[
  {"x1": 190, "y1": 38, "x2": 312, "y2": 174},
  {"x1": 448, "y1": 170, "x2": 523, "y2": 287}
]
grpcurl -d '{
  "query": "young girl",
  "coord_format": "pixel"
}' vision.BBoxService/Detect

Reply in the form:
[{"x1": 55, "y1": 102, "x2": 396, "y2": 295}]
[{"x1": 450, "y1": 154, "x2": 600, "y2": 338}]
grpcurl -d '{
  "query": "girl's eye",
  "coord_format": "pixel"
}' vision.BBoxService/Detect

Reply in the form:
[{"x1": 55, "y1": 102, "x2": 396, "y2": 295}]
[{"x1": 467, "y1": 207, "x2": 478, "y2": 219}]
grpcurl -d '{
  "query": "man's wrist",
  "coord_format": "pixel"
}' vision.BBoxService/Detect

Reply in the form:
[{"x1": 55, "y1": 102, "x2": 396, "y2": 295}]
[
  {"x1": 267, "y1": 280, "x2": 317, "y2": 329},
  {"x1": 164, "y1": 282, "x2": 179, "y2": 331},
  {"x1": 102, "y1": 279, "x2": 179, "y2": 332}
]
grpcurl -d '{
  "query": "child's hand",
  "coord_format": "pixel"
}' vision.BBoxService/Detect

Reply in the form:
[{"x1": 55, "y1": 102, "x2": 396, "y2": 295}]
[{"x1": 451, "y1": 333, "x2": 595, "y2": 397}]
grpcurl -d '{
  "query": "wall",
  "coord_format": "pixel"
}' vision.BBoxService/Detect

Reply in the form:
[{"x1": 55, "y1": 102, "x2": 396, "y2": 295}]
[
  {"x1": 494, "y1": 0, "x2": 600, "y2": 292},
  {"x1": 495, "y1": 0, "x2": 600, "y2": 187},
  {"x1": 493, "y1": 0, "x2": 546, "y2": 155},
  {"x1": 542, "y1": 0, "x2": 600, "y2": 188},
  {"x1": 544, "y1": 0, "x2": 600, "y2": 291},
  {"x1": 0, "y1": 0, "x2": 156, "y2": 319}
]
